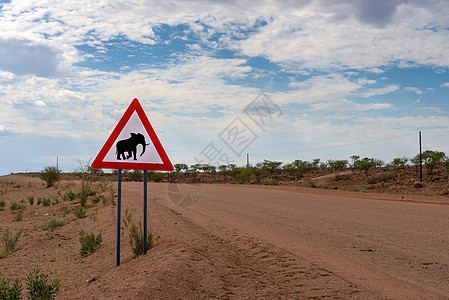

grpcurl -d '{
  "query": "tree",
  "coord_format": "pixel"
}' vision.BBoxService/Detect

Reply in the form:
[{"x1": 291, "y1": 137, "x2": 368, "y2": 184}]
[
  {"x1": 350, "y1": 155, "x2": 360, "y2": 169},
  {"x1": 328, "y1": 160, "x2": 348, "y2": 172},
  {"x1": 421, "y1": 150, "x2": 446, "y2": 175},
  {"x1": 39, "y1": 166, "x2": 61, "y2": 188},
  {"x1": 354, "y1": 157, "x2": 376, "y2": 176},
  {"x1": 411, "y1": 155, "x2": 420, "y2": 172},
  {"x1": 218, "y1": 165, "x2": 229, "y2": 182},
  {"x1": 389, "y1": 156, "x2": 409, "y2": 170},
  {"x1": 261, "y1": 160, "x2": 282, "y2": 176},
  {"x1": 173, "y1": 163, "x2": 188, "y2": 174}
]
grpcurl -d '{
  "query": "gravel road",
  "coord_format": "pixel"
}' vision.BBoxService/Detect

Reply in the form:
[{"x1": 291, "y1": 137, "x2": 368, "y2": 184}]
[{"x1": 144, "y1": 183, "x2": 449, "y2": 299}]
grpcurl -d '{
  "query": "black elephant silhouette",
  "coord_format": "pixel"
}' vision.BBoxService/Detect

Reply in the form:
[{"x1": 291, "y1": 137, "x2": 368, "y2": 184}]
[{"x1": 116, "y1": 133, "x2": 149, "y2": 160}]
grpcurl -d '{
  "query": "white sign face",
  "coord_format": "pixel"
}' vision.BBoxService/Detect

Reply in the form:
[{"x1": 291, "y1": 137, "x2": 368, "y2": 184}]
[
  {"x1": 92, "y1": 98, "x2": 173, "y2": 171},
  {"x1": 102, "y1": 111, "x2": 163, "y2": 164}
]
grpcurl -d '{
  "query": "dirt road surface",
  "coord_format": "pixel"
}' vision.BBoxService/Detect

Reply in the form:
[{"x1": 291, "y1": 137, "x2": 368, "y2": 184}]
[
  {"x1": 2, "y1": 175, "x2": 449, "y2": 299},
  {"x1": 143, "y1": 183, "x2": 449, "y2": 299}
]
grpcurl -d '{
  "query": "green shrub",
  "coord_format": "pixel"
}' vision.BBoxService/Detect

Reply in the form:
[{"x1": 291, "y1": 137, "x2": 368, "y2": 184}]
[
  {"x1": 39, "y1": 166, "x2": 61, "y2": 188},
  {"x1": 260, "y1": 178, "x2": 279, "y2": 186},
  {"x1": 26, "y1": 269, "x2": 59, "y2": 300},
  {"x1": 389, "y1": 185, "x2": 400, "y2": 190},
  {"x1": 367, "y1": 172, "x2": 397, "y2": 184},
  {"x1": 79, "y1": 230, "x2": 102, "y2": 256},
  {"x1": 51, "y1": 198, "x2": 60, "y2": 205},
  {"x1": 150, "y1": 172, "x2": 165, "y2": 182},
  {"x1": 13, "y1": 208, "x2": 24, "y2": 222},
  {"x1": 9, "y1": 201, "x2": 25, "y2": 212},
  {"x1": 63, "y1": 190, "x2": 76, "y2": 202},
  {"x1": 0, "y1": 272, "x2": 22, "y2": 300},
  {"x1": 37, "y1": 197, "x2": 51, "y2": 207},
  {"x1": 128, "y1": 170, "x2": 143, "y2": 182},
  {"x1": 27, "y1": 196, "x2": 34, "y2": 205},
  {"x1": 304, "y1": 180, "x2": 317, "y2": 188},
  {"x1": 1, "y1": 227, "x2": 22, "y2": 258},
  {"x1": 0, "y1": 200, "x2": 5, "y2": 211},
  {"x1": 91, "y1": 195, "x2": 103, "y2": 205},
  {"x1": 129, "y1": 220, "x2": 153, "y2": 257},
  {"x1": 42, "y1": 218, "x2": 64, "y2": 231},
  {"x1": 74, "y1": 206, "x2": 87, "y2": 219},
  {"x1": 349, "y1": 185, "x2": 364, "y2": 192},
  {"x1": 77, "y1": 189, "x2": 96, "y2": 207},
  {"x1": 78, "y1": 189, "x2": 96, "y2": 198},
  {"x1": 89, "y1": 208, "x2": 98, "y2": 222}
]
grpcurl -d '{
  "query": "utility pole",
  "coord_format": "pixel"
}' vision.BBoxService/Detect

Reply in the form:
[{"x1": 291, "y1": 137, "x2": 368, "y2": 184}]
[
  {"x1": 246, "y1": 153, "x2": 249, "y2": 168},
  {"x1": 419, "y1": 131, "x2": 422, "y2": 183},
  {"x1": 56, "y1": 156, "x2": 59, "y2": 170}
]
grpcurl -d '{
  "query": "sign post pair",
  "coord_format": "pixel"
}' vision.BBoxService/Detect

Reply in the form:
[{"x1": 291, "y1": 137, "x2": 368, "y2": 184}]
[{"x1": 92, "y1": 98, "x2": 173, "y2": 266}]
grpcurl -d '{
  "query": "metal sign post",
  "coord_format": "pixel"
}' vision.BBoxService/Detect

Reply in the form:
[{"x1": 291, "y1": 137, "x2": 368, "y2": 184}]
[
  {"x1": 91, "y1": 98, "x2": 173, "y2": 267},
  {"x1": 143, "y1": 170, "x2": 148, "y2": 255},
  {"x1": 116, "y1": 169, "x2": 122, "y2": 267}
]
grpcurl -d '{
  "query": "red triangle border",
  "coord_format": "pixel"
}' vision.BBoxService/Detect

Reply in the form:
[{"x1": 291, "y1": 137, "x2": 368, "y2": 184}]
[{"x1": 91, "y1": 98, "x2": 173, "y2": 171}]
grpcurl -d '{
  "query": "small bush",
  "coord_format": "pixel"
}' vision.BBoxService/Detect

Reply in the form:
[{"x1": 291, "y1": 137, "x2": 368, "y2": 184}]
[
  {"x1": 260, "y1": 178, "x2": 279, "y2": 186},
  {"x1": 150, "y1": 172, "x2": 165, "y2": 182},
  {"x1": 349, "y1": 185, "x2": 364, "y2": 192},
  {"x1": 101, "y1": 194, "x2": 109, "y2": 206},
  {"x1": 51, "y1": 198, "x2": 59, "y2": 205},
  {"x1": 367, "y1": 172, "x2": 397, "y2": 184},
  {"x1": 0, "y1": 273, "x2": 22, "y2": 300},
  {"x1": 62, "y1": 206, "x2": 71, "y2": 216},
  {"x1": 9, "y1": 201, "x2": 25, "y2": 212},
  {"x1": 26, "y1": 269, "x2": 59, "y2": 300},
  {"x1": 89, "y1": 208, "x2": 98, "y2": 222},
  {"x1": 37, "y1": 197, "x2": 51, "y2": 207},
  {"x1": 92, "y1": 195, "x2": 103, "y2": 205},
  {"x1": 74, "y1": 206, "x2": 87, "y2": 219},
  {"x1": 78, "y1": 189, "x2": 96, "y2": 198},
  {"x1": 79, "y1": 230, "x2": 102, "y2": 256},
  {"x1": 0, "y1": 200, "x2": 5, "y2": 211},
  {"x1": 13, "y1": 209, "x2": 24, "y2": 222},
  {"x1": 39, "y1": 166, "x2": 61, "y2": 188},
  {"x1": 129, "y1": 220, "x2": 153, "y2": 257},
  {"x1": 27, "y1": 196, "x2": 34, "y2": 205},
  {"x1": 42, "y1": 218, "x2": 64, "y2": 231},
  {"x1": 389, "y1": 185, "x2": 400, "y2": 190},
  {"x1": 77, "y1": 189, "x2": 96, "y2": 207},
  {"x1": 63, "y1": 190, "x2": 76, "y2": 202},
  {"x1": 1, "y1": 227, "x2": 22, "y2": 258},
  {"x1": 304, "y1": 181, "x2": 317, "y2": 188}
]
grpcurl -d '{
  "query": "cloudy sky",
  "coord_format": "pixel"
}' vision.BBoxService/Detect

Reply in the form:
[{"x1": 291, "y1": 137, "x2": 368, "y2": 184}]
[{"x1": 1, "y1": 0, "x2": 449, "y2": 174}]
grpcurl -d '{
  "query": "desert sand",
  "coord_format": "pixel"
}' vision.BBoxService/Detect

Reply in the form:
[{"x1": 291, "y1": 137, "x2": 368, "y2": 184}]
[{"x1": 1, "y1": 174, "x2": 449, "y2": 299}]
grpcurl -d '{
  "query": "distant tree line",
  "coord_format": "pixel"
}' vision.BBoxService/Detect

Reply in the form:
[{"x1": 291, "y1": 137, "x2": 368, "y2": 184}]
[
  {"x1": 168, "y1": 150, "x2": 449, "y2": 184},
  {"x1": 38, "y1": 149, "x2": 449, "y2": 185}
]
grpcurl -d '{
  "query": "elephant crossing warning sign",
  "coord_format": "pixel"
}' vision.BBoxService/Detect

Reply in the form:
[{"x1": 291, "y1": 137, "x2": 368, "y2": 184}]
[{"x1": 91, "y1": 98, "x2": 173, "y2": 171}]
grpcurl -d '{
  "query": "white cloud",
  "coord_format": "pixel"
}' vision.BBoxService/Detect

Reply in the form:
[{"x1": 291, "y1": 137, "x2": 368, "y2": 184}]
[
  {"x1": 404, "y1": 87, "x2": 423, "y2": 95},
  {"x1": 441, "y1": 82, "x2": 449, "y2": 88},
  {"x1": 237, "y1": 2, "x2": 449, "y2": 70},
  {"x1": 360, "y1": 85, "x2": 399, "y2": 98},
  {"x1": 309, "y1": 99, "x2": 391, "y2": 112}
]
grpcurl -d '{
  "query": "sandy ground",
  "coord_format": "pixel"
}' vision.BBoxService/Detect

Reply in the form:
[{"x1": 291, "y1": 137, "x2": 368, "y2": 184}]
[{"x1": 1, "y1": 175, "x2": 449, "y2": 299}]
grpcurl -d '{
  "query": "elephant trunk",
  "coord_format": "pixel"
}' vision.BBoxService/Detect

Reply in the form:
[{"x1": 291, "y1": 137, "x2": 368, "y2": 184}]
[{"x1": 140, "y1": 142, "x2": 146, "y2": 156}]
